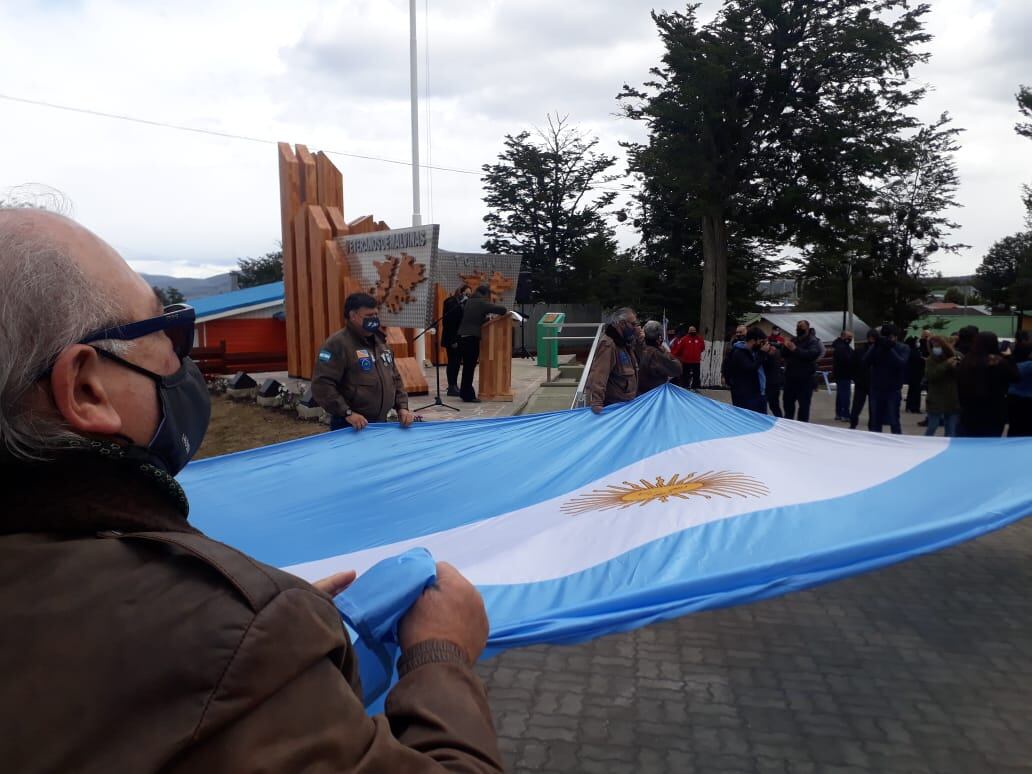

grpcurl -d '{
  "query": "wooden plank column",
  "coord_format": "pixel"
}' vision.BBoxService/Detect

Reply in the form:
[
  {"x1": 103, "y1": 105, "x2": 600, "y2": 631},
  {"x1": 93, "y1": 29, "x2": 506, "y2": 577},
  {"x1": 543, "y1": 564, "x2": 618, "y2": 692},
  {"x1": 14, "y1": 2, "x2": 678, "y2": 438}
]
[
  {"x1": 306, "y1": 205, "x2": 333, "y2": 358},
  {"x1": 291, "y1": 207, "x2": 315, "y2": 379},
  {"x1": 277, "y1": 143, "x2": 302, "y2": 377}
]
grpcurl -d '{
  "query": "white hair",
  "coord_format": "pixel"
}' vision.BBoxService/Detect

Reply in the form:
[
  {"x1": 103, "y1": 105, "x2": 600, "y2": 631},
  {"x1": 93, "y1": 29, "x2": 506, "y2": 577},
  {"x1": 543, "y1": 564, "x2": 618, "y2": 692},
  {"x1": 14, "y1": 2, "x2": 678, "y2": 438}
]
[
  {"x1": 609, "y1": 307, "x2": 636, "y2": 326},
  {"x1": 643, "y1": 320, "x2": 664, "y2": 340},
  {"x1": 0, "y1": 213, "x2": 130, "y2": 460}
]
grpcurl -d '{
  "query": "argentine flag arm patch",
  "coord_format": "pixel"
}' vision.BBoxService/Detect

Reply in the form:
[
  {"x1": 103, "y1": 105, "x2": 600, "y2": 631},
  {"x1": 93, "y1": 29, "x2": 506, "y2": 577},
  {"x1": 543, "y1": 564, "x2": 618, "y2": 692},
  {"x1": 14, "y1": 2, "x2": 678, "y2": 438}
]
[{"x1": 318, "y1": 349, "x2": 333, "y2": 362}]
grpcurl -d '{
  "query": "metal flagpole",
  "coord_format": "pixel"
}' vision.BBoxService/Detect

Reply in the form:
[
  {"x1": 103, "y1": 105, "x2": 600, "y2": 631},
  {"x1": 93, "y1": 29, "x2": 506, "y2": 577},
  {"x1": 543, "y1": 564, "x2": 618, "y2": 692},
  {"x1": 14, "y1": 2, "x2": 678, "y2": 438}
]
[
  {"x1": 409, "y1": 0, "x2": 428, "y2": 366},
  {"x1": 409, "y1": 0, "x2": 421, "y2": 228}
]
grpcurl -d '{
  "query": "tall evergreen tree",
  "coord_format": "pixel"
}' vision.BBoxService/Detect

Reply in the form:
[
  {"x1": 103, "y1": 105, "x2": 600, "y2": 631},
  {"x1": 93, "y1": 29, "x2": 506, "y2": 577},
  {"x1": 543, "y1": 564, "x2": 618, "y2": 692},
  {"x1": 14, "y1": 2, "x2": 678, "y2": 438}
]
[
  {"x1": 976, "y1": 232, "x2": 1032, "y2": 311},
  {"x1": 481, "y1": 115, "x2": 618, "y2": 302},
  {"x1": 233, "y1": 251, "x2": 283, "y2": 289},
  {"x1": 1017, "y1": 85, "x2": 1032, "y2": 226},
  {"x1": 621, "y1": 1, "x2": 931, "y2": 381},
  {"x1": 798, "y1": 113, "x2": 966, "y2": 327}
]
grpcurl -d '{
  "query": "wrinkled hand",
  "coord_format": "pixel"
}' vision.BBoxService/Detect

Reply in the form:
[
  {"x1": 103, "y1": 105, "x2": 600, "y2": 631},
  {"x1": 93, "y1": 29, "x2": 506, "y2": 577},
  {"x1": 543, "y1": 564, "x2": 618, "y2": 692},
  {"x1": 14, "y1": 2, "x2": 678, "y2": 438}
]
[
  {"x1": 312, "y1": 570, "x2": 357, "y2": 597},
  {"x1": 399, "y1": 562, "x2": 489, "y2": 663},
  {"x1": 346, "y1": 413, "x2": 369, "y2": 431},
  {"x1": 398, "y1": 409, "x2": 415, "y2": 428}
]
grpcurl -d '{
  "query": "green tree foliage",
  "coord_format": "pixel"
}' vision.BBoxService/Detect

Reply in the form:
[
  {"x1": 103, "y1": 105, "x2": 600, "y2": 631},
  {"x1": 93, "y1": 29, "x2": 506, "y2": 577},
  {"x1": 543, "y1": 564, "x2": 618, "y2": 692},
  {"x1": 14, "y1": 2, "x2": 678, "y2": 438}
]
[
  {"x1": 798, "y1": 113, "x2": 966, "y2": 327},
  {"x1": 233, "y1": 251, "x2": 283, "y2": 289},
  {"x1": 621, "y1": 0, "x2": 932, "y2": 375},
  {"x1": 943, "y1": 287, "x2": 979, "y2": 305},
  {"x1": 1017, "y1": 85, "x2": 1032, "y2": 225},
  {"x1": 481, "y1": 115, "x2": 618, "y2": 302},
  {"x1": 976, "y1": 232, "x2": 1032, "y2": 311},
  {"x1": 153, "y1": 286, "x2": 185, "y2": 305}
]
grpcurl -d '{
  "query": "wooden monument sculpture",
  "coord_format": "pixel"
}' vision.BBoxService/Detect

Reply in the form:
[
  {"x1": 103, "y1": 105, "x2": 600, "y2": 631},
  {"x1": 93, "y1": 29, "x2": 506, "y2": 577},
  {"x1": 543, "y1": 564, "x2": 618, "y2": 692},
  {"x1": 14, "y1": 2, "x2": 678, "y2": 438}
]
[{"x1": 277, "y1": 143, "x2": 428, "y2": 394}]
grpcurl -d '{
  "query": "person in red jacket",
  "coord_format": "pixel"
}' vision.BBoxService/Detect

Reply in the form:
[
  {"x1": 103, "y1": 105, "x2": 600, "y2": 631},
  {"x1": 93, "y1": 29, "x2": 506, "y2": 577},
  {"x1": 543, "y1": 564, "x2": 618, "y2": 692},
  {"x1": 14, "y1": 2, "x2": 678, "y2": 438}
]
[{"x1": 671, "y1": 324, "x2": 706, "y2": 390}]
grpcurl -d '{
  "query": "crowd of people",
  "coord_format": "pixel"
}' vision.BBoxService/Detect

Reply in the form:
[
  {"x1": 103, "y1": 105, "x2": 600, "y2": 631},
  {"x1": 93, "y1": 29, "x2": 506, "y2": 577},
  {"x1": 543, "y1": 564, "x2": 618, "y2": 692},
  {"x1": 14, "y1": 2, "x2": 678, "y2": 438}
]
[
  {"x1": 842, "y1": 324, "x2": 1031, "y2": 438},
  {"x1": 716, "y1": 317, "x2": 1032, "y2": 438},
  {"x1": 584, "y1": 307, "x2": 1032, "y2": 440}
]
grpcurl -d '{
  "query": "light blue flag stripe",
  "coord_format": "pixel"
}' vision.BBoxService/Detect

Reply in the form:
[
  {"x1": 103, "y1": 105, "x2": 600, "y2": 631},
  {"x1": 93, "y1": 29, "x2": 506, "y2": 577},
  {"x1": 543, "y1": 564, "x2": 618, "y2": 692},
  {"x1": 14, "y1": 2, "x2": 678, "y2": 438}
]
[
  {"x1": 479, "y1": 432, "x2": 1030, "y2": 653},
  {"x1": 180, "y1": 388, "x2": 774, "y2": 566},
  {"x1": 181, "y1": 385, "x2": 1032, "y2": 660}
]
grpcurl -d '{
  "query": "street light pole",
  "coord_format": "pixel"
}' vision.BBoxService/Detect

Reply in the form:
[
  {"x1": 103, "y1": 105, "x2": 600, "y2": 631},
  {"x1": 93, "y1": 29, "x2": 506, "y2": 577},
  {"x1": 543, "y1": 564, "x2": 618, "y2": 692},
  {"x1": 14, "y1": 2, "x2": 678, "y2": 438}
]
[{"x1": 847, "y1": 257, "x2": 855, "y2": 334}]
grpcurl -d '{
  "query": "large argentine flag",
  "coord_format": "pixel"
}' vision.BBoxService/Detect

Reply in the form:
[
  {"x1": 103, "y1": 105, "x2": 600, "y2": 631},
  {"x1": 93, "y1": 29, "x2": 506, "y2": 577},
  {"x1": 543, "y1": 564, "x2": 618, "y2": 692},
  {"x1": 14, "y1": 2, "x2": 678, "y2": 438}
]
[{"x1": 180, "y1": 385, "x2": 1032, "y2": 653}]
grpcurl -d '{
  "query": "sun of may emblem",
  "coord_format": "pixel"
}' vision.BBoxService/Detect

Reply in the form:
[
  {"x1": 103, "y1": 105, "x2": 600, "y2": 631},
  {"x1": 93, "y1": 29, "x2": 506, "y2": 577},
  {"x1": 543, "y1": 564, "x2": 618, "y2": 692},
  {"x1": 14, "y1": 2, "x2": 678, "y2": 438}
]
[{"x1": 561, "y1": 471, "x2": 769, "y2": 516}]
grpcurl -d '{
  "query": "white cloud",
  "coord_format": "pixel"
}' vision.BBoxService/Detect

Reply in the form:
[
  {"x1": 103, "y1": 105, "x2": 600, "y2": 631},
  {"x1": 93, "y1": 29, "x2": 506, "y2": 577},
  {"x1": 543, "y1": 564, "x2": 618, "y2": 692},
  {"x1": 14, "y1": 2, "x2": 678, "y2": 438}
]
[{"x1": 0, "y1": 0, "x2": 1029, "y2": 279}]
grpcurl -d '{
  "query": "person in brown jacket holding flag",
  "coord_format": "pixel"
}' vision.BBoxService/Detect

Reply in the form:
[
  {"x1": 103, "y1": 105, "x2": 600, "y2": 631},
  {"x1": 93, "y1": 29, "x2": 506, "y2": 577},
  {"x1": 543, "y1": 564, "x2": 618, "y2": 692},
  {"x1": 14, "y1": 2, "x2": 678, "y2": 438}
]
[
  {"x1": 586, "y1": 307, "x2": 643, "y2": 413},
  {"x1": 0, "y1": 208, "x2": 503, "y2": 773}
]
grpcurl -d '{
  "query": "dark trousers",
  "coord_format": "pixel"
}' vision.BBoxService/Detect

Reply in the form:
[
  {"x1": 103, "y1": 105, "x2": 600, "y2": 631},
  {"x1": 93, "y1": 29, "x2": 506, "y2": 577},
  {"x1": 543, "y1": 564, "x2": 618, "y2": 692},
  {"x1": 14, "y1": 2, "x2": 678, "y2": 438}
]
[
  {"x1": 959, "y1": 415, "x2": 1005, "y2": 438},
  {"x1": 783, "y1": 378, "x2": 814, "y2": 422},
  {"x1": 850, "y1": 385, "x2": 871, "y2": 430},
  {"x1": 835, "y1": 380, "x2": 852, "y2": 419},
  {"x1": 681, "y1": 363, "x2": 701, "y2": 390},
  {"x1": 906, "y1": 381, "x2": 923, "y2": 413},
  {"x1": 1008, "y1": 395, "x2": 1032, "y2": 437},
  {"x1": 869, "y1": 388, "x2": 902, "y2": 434},
  {"x1": 767, "y1": 386, "x2": 783, "y2": 418},
  {"x1": 459, "y1": 336, "x2": 481, "y2": 400},
  {"x1": 445, "y1": 343, "x2": 461, "y2": 389}
]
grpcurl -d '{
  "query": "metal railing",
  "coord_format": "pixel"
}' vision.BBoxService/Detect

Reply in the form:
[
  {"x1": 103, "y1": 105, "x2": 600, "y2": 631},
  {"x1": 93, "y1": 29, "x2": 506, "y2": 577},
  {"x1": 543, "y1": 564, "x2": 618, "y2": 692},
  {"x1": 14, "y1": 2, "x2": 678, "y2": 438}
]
[
  {"x1": 540, "y1": 322, "x2": 605, "y2": 384},
  {"x1": 573, "y1": 324, "x2": 606, "y2": 409}
]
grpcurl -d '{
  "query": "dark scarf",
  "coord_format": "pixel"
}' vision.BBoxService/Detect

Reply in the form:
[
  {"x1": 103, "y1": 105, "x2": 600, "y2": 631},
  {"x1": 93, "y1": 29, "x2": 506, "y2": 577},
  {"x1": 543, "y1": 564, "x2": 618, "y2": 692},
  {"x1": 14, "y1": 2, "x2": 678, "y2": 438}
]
[{"x1": 0, "y1": 439, "x2": 193, "y2": 536}]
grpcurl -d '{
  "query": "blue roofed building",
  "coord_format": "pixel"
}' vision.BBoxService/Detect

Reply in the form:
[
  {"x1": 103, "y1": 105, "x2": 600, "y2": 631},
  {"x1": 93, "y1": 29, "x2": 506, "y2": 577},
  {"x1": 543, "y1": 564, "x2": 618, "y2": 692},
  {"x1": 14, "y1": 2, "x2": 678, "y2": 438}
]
[{"x1": 189, "y1": 281, "x2": 287, "y2": 357}]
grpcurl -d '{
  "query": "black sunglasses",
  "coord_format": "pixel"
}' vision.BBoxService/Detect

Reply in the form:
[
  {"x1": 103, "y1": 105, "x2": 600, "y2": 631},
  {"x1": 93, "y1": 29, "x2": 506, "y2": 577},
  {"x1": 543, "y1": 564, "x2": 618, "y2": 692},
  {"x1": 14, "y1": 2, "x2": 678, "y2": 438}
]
[{"x1": 80, "y1": 304, "x2": 196, "y2": 360}]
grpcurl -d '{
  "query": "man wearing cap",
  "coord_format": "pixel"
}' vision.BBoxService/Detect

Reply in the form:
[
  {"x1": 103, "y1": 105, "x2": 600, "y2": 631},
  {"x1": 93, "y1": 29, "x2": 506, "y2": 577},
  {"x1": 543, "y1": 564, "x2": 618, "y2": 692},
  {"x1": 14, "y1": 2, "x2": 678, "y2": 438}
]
[{"x1": 312, "y1": 292, "x2": 416, "y2": 431}]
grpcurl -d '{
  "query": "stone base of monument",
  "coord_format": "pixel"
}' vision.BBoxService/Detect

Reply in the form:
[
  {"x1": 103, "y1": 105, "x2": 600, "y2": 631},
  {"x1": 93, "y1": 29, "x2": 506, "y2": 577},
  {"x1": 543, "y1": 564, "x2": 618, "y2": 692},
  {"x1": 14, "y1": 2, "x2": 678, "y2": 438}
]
[
  {"x1": 227, "y1": 387, "x2": 258, "y2": 401},
  {"x1": 297, "y1": 404, "x2": 327, "y2": 421},
  {"x1": 256, "y1": 394, "x2": 284, "y2": 408}
]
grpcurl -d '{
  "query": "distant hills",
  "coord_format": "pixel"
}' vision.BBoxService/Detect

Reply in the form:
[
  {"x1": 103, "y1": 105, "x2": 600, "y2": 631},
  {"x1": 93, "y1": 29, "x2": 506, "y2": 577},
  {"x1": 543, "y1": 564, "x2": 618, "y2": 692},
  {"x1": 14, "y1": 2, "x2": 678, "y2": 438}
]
[{"x1": 140, "y1": 272, "x2": 235, "y2": 300}]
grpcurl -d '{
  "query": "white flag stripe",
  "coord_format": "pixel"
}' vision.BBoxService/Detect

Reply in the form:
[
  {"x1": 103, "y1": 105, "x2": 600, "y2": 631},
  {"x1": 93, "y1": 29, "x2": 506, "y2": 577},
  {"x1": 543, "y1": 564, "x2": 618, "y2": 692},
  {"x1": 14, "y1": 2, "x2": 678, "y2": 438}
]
[{"x1": 285, "y1": 422, "x2": 947, "y2": 585}]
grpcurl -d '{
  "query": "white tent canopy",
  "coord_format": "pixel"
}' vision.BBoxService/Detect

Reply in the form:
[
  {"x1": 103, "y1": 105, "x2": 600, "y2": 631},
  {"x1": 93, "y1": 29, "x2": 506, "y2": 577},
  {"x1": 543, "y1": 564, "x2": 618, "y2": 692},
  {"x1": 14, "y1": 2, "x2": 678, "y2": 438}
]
[{"x1": 743, "y1": 311, "x2": 872, "y2": 344}]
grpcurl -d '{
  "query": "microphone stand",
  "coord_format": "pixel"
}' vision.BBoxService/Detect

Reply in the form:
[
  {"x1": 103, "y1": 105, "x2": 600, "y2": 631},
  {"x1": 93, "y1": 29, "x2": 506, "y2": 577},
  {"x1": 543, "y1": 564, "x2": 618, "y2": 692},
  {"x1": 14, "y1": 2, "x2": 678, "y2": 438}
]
[
  {"x1": 514, "y1": 302, "x2": 532, "y2": 359},
  {"x1": 413, "y1": 304, "x2": 461, "y2": 413}
]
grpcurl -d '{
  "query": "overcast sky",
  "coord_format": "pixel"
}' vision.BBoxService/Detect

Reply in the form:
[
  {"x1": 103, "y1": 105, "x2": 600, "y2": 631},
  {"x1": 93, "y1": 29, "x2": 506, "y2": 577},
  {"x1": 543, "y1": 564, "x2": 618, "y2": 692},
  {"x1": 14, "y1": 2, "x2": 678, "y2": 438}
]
[{"x1": 1, "y1": 0, "x2": 1029, "y2": 278}]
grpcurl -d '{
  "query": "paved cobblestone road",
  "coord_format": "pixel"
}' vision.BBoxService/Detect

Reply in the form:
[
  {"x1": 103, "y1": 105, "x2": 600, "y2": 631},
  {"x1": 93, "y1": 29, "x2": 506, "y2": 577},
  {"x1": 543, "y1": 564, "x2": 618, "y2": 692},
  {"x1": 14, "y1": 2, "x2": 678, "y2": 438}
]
[{"x1": 477, "y1": 518, "x2": 1032, "y2": 773}]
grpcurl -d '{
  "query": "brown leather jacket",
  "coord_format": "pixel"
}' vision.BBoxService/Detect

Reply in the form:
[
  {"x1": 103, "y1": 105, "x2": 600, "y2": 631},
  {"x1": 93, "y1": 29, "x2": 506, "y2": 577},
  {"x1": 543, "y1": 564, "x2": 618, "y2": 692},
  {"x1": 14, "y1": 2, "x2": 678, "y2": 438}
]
[
  {"x1": 638, "y1": 342, "x2": 683, "y2": 395},
  {"x1": 585, "y1": 326, "x2": 640, "y2": 409},
  {"x1": 0, "y1": 448, "x2": 502, "y2": 773},
  {"x1": 312, "y1": 325, "x2": 408, "y2": 422}
]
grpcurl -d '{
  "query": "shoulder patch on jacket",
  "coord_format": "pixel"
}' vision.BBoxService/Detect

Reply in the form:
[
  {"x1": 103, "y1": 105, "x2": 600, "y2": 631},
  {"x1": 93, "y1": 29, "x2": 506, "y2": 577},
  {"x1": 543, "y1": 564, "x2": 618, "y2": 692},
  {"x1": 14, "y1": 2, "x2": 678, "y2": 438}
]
[{"x1": 318, "y1": 349, "x2": 333, "y2": 362}]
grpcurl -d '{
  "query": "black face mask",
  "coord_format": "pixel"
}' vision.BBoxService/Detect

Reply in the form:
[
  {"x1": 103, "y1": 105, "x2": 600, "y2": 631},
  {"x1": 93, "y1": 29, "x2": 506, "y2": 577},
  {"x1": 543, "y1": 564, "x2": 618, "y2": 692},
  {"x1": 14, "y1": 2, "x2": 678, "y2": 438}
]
[
  {"x1": 623, "y1": 326, "x2": 638, "y2": 345},
  {"x1": 362, "y1": 316, "x2": 381, "y2": 333},
  {"x1": 796, "y1": 329, "x2": 806, "y2": 337},
  {"x1": 95, "y1": 350, "x2": 211, "y2": 476}
]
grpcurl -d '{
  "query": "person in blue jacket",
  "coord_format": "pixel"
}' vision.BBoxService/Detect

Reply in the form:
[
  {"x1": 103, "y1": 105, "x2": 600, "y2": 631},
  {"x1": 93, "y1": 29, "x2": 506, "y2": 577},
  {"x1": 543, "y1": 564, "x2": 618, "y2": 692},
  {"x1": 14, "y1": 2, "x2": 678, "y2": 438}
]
[
  {"x1": 781, "y1": 320, "x2": 824, "y2": 422},
  {"x1": 725, "y1": 328, "x2": 771, "y2": 415},
  {"x1": 863, "y1": 324, "x2": 910, "y2": 434}
]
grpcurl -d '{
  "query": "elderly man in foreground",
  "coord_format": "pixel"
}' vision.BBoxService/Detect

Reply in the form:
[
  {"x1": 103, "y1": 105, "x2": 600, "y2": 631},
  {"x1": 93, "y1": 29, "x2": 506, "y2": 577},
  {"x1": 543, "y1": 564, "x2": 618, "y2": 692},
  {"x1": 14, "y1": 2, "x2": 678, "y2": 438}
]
[{"x1": 0, "y1": 209, "x2": 502, "y2": 772}]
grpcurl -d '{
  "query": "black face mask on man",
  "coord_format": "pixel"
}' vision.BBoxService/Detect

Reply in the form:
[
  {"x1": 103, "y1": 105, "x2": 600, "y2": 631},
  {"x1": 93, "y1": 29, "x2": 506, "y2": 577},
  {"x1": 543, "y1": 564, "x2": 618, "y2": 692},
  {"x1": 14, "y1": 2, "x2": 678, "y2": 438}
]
[
  {"x1": 796, "y1": 328, "x2": 806, "y2": 337},
  {"x1": 623, "y1": 325, "x2": 638, "y2": 345},
  {"x1": 94, "y1": 349, "x2": 211, "y2": 476},
  {"x1": 362, "y1": 316, "x2": 381, "y2": 333}
]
